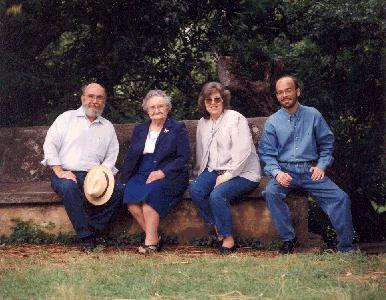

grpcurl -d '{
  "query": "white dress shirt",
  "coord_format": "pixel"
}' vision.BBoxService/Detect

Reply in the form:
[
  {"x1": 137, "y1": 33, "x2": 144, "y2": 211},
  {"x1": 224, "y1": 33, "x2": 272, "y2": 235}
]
[
  {"x1": 195, "y1": 109, "x2": 261, "y2": 182},
  {"x1": 41, "y1": 107, "x2": 119, "y2": 174},
  {"x1": 143, "y1": 130, "x2": 160, "y2": 154}
]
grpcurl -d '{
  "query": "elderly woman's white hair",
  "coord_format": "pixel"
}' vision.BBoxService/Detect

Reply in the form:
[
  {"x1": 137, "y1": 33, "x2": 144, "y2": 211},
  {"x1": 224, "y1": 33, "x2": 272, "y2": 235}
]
[{"x1": 142, "y1": 90, "x2": 172, "y2": 112}]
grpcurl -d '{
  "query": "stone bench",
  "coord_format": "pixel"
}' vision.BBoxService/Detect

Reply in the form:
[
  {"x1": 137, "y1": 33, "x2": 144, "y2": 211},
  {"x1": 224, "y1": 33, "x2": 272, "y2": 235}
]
[{"x1": 0, "y1": 118, "x2": 319, "y2": 246}]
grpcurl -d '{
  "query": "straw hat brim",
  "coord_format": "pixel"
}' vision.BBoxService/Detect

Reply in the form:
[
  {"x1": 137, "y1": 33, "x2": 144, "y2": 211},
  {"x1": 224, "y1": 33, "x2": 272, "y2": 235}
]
[{"x1": 84, "y1": 165, "x2": 115, "y2": 206}]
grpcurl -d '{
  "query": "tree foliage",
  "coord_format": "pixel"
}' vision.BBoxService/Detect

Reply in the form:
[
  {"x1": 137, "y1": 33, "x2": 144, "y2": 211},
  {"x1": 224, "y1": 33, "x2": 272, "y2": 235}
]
[{"x1": 0, "y1": 0, "x2": 384, "y2": 241}]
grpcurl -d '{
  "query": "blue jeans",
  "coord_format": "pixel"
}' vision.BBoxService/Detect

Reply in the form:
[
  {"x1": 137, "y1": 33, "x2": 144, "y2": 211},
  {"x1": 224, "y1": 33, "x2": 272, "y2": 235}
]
[
  {"x1": 50, "y1": 171, "x2": 124, "y2": 239},
  {"x1": 263, "y1": 162, "x2": 353, "y2": 252},
  {"x1": 189, "y1": 169, "x2": 259, "y2": 237}
]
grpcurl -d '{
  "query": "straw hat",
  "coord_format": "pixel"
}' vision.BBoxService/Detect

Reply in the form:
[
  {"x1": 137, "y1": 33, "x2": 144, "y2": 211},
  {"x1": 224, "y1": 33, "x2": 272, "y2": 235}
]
[{"x1": 84, "y1": 165, "x2": 114, "y2": 206}]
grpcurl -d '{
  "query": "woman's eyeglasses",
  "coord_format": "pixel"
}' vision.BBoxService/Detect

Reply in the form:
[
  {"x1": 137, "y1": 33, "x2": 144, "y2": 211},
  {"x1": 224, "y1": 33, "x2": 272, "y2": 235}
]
[{"x1": 204, "y1": 97, "x2": 223, "y2": 105}]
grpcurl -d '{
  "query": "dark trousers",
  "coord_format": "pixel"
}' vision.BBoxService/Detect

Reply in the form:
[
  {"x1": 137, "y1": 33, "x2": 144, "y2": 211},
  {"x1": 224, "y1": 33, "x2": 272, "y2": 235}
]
[{"x1": 50, "y1": 171, "x2": 123, "y2": 239}]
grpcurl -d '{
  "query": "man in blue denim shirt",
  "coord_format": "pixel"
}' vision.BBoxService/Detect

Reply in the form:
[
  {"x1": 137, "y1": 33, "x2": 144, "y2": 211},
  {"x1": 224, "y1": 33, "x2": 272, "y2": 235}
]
[{"x1": 258, "y1": 75, "x2": 353, "y2": 254}]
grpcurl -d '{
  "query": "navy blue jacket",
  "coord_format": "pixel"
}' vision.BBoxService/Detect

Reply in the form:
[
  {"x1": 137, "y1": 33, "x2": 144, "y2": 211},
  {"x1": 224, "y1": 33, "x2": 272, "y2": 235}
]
[{"x1": 120, "y1": 117, "x2": 190, "y2": 184}]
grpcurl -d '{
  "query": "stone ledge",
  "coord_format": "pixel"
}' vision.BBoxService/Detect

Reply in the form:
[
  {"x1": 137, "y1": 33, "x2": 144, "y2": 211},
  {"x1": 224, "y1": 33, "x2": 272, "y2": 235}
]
[
  {"x1": 0, "y1": 193, "x2": 313, "y2": 245},
  {"x1": 0, "y1": 177, "x2": 308, "y2": 205},
  {"x1": 0, "y1": 119, "x2": 323, "y2": 248}
]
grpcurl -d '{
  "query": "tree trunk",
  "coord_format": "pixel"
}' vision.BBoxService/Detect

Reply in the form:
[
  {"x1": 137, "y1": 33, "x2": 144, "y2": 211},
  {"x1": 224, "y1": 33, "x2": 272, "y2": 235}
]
[{"x1": 216, "y1": 56, "x2": 284, "y2": 117}]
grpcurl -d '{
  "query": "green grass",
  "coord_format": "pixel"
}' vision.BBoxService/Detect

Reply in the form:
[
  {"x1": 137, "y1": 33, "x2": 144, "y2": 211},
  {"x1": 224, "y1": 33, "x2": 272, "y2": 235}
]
[{"x1": 0, "y1": 246, "x2": 384, "y2": 299}]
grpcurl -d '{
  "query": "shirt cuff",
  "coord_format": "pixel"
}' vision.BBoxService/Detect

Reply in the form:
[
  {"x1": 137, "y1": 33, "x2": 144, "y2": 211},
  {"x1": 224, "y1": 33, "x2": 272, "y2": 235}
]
[
  {"x1": 222, "y1": 171, "x2": 233, "y2": 181},
  {"x1": 316, "y1": 161, "x2": 328, "y2": 171},
  {"x1": 41, "y1": 157, "x2": 61, "y2": 167},
  {"x1": 102, "y1": 164, "x2": 118, "y2": 175},
  {"x1": 271, "y1": 169, "x2": 281, "y2": 178}
]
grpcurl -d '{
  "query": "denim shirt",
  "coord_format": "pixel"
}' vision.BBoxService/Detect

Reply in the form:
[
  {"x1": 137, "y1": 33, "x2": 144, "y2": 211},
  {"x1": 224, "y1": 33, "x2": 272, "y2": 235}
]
[{"x1": 258, "y1": 104, "x2": 334, "y2": 178}]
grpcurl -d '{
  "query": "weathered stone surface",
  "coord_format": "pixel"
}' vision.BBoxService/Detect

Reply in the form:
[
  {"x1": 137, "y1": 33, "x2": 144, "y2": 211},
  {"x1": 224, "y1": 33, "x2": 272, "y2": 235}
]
[
  {"x1": 0, "y1": 195, "x2": 308, "y2": 244},
  {"x1": 0, "y1": 204, "x2": 73, "y2": 236},
  {"x1": 0, "y1": 182, "x2": 59, "y2": 204},
  {"x1": 0, "y1": 118, "x2": 266, "y2": 183},
  {"x1": 0, "y1": 118, "x2": 322, "y2": 248}
]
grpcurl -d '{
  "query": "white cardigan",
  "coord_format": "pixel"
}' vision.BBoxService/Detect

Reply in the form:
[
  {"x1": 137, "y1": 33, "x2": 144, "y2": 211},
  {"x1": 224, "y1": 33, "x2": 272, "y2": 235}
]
[{"x1": 194, "y1": 109, "x2": 262, "y2": 182}]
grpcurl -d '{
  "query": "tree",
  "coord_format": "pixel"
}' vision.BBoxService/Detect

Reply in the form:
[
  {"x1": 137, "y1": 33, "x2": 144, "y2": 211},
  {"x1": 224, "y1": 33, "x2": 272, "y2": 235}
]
[{"x1": 1, "y1": 0, "x2": 384, "y2": 242}]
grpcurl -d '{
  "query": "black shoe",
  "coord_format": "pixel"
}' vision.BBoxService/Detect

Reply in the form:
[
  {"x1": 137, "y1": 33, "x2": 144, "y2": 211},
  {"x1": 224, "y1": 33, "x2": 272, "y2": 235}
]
[
  {"x1": 80, "y1": 236, "x2": 96, "y2": 252},
  {"x1": 218, "y1": 245, "x2": 237, "y2": 255},
  {"x1": 138, "y1": 236, "x2": 162, "y2": 255},
  {"x1": 279, "y1": 237, "x2": 300, "y2": 254},
  {"x1": 207, "y1": 225, "x2": 224, "y2": 248}
]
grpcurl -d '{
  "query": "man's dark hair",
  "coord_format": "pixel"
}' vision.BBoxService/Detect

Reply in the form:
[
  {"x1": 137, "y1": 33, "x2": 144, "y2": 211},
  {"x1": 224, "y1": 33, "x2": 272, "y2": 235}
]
[{"x1": 275, "y1": 75, "x2": 300, "y2": 89}]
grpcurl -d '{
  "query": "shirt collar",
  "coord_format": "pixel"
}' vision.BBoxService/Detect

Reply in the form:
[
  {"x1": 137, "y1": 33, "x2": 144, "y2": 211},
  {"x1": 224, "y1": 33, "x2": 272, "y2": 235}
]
[
  {"x1": 75, "y1": 106, "x2": 104, "y2": 124},
  {"x1": 210, "y1": 111, "x2": 224, "y2": 124},
  {"x1": 280, "y1": 103, "x2": 303, "y2": 118}
]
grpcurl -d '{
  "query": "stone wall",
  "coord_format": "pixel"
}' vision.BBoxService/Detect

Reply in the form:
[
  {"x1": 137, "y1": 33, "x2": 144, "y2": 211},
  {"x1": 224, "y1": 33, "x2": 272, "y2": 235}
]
[{"x1": 0, "y1": 118, "x2": 321, "y2": 248}]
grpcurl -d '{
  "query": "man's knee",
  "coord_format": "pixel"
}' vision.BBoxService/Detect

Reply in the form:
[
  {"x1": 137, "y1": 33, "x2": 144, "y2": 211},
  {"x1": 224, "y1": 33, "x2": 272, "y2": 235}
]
[
  {"x1": 57, "y1": 179, "x2": 78, "y2": 194},
  {"x1": 264, "y1": 182, "x2": 285, "y2": 200},
  {"x1": 337, "y1": 189, "x2": 350, "y2": 206}
]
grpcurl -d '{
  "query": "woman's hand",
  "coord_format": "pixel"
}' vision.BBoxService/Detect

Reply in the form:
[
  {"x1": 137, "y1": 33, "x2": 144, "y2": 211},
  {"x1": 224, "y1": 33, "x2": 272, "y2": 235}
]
[
  {"x1": 214, "y1": 174, "x2": 229, "y2": 188},
  {"x1": 146, "y1": 170, "x2": 166, "y2": 184}
]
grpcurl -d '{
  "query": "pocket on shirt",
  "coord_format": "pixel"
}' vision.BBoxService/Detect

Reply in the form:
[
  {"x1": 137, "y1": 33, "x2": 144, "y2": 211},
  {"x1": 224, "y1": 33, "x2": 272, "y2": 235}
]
[{"x1": 86, "y1": 136, "x2": 107, "y2": 162}]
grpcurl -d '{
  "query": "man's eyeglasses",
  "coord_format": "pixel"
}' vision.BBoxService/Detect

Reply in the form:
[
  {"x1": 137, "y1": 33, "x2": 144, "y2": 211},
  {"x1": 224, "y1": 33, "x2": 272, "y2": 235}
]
[
  {"x1": 204, "y1": 97, "x2": 223, "y2": 105},
  {"x1": 84, "y1": 94, "x2": 105, "y2": 102},
  {"x1": 275, "y1": 88, "x2": 295, "y2": 97}
]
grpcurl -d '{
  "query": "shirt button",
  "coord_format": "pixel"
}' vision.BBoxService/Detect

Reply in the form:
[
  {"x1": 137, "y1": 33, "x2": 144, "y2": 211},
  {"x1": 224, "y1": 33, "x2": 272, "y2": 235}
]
[
  {"x1": 295, "y1": 147, "x2": 298, "y2": 150},
  {"x1": 153, "y1": 160, "x2": 157, "y2": 163}
]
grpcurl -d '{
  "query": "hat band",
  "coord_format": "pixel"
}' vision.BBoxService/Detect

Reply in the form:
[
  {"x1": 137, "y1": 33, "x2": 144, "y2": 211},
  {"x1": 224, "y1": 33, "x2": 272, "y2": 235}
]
[{"x1": 95, "y1": 172, "x2": 109, "y2": 199}]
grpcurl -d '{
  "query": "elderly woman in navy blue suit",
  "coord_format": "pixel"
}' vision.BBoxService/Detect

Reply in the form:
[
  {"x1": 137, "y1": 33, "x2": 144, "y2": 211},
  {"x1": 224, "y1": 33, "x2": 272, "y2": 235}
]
[{"x1": 120, "y1": 90, "x2": 190, "y2": 254}]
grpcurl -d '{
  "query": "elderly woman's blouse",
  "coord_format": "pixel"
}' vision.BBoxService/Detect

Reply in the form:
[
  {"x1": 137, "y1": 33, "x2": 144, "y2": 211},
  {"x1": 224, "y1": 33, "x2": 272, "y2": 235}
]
[
  {"x1": 195, "y1": 109, "x2": 261, "y2": 182},
  {"x1": 143, "y1": 130, "x2": 160, "y2": 154}
]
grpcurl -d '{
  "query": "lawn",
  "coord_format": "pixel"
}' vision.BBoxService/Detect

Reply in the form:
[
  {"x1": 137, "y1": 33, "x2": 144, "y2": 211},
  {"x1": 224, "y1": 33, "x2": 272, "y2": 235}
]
[{"x1": 0, "y1": 245, "x2": 384, "y2": 299}]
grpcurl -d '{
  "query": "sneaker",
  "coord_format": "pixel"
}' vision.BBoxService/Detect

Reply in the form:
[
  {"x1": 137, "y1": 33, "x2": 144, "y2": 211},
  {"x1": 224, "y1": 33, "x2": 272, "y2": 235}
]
[
  {"x1": 279, "y1": 237, "x2": 300, "y2": 254},
  {"x1": 80, "y1": 236, "x2": 96, "y2": 252}
]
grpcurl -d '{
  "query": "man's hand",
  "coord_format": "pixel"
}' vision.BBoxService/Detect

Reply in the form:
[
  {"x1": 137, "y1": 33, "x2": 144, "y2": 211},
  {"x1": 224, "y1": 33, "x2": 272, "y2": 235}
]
[
  {"x1": 214, "y1": 174, "x2": 229, "y2": 188},
  {"x1": 309, "y1": 166, "x2": 325, "y2": 181},
  {"x1": 59, "y1": 170, "x2": 77, "y2": 182},
  {"x1": 275, "y1": 171, "x2": 292, "y2": 187},
  {"x1": 53, "y1": 166, "x2": 77, "y2": 182},
  {"x1": 146, "y1": 170, "x2": 165, "y2": 184}
]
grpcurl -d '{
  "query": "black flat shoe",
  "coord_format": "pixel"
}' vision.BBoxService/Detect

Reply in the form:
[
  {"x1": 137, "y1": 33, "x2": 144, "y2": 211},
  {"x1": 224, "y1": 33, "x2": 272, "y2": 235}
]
[
  {"x1": 218, "y1": 245, "x2": 237, "y2": 255},
  {"x1": 80, "y1": 236, "x2": 96, "y2": 252},
  {"x1": 138, "y1": 236, "x2": 162, "y2": 254},
  {"x1": 279, "y1": 237, "x2": 300, "y2": 254},
  {"x1": 208, "y1": 225, "x2": 224, "y2": 248},
  {"x1": 138, "y1": 244, "x2": 160, "y2": 254}
]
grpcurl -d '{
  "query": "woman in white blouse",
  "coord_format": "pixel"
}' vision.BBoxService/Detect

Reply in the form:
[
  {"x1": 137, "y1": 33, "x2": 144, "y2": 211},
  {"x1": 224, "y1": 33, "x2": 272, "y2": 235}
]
[
  {"x1": 120, "y1": 90, "x2": 190, "y2": 254},
  {"x1": 189, "y1": 82, "x2": 261, "y2": 254}
]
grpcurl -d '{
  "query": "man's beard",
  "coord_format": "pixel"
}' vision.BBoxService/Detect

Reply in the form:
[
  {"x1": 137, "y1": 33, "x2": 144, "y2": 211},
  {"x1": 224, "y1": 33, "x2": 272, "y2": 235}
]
[
  {"x1": 82, "y1": 104, "x2": 104, "y2": 118},
  {"x1": 281, "y1": 97, "x2": 296, "y2": 109}
]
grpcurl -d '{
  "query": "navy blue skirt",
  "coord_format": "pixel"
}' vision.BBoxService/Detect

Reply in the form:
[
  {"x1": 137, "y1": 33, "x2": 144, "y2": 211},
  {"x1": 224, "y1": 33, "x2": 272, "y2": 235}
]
[{"x1": 123, "y1": 154, "x2": 187, "y2": 218}]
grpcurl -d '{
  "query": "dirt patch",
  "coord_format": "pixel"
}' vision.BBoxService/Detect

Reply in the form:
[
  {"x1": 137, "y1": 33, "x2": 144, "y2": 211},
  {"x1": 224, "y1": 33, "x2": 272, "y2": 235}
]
[
  {"x1": 0, "y1": 244, "x2": 280, "y2": 259},
  {"x1": 337, "y1": 271, "x2": 386, "y2": 283}
]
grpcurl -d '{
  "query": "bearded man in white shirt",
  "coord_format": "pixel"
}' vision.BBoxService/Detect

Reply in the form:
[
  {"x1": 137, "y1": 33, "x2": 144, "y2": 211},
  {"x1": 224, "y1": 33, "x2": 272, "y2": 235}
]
[{"x1": 42, "y1": 83, "x2": 123, "y2": 252}]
